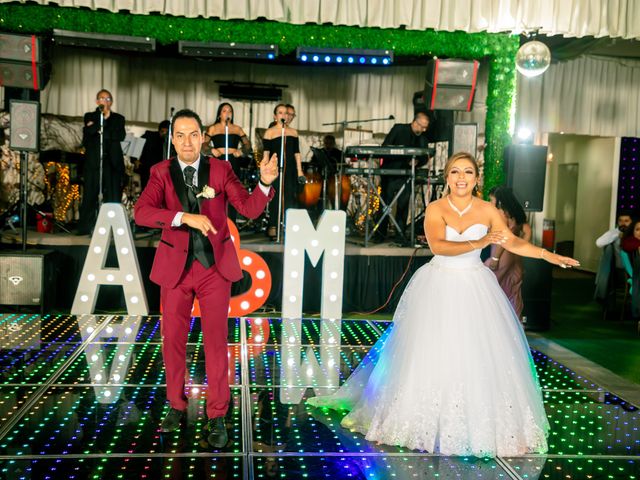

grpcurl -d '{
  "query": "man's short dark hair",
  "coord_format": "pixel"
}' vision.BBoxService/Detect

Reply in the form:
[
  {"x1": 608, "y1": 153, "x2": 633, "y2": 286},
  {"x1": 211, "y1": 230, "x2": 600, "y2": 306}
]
[
  {"x1": 171, "y1": 109, "x2": 203, "y2": 133},
  {"x1": 96, "y1": 89, "x2": 112, "y2": 100}
]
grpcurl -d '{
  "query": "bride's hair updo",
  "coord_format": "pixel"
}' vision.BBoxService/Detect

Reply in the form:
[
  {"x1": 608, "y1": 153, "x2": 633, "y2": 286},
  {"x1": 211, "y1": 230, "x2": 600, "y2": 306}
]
[{"x1": 444, "y1": 152, "x2": 480, "y2": 195}]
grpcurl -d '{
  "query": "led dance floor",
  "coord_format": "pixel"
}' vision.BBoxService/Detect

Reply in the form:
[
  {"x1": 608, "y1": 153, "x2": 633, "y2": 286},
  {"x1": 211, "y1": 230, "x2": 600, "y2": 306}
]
[{"x1": 0, "y1": 313, "x2": 638, "y2": 479}]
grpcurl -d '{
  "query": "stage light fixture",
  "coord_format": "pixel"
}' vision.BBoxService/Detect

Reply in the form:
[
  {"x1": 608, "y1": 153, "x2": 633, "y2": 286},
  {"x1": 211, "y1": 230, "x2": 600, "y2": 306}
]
[
  {"x1": 296, "y1": 47, "x2": 393, "y2": 66},
  {"x1": 178, "y1": 41, "x2": 278, "y2": 60},
  {"x1": 53, "y1": 29, "x2": 156, "y2": 52}
]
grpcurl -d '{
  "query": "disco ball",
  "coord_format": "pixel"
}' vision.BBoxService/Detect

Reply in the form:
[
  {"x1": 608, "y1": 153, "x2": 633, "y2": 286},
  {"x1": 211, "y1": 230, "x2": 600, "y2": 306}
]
[{"x1": 515, "y1": 40, "x2": 551, "y2": 77}]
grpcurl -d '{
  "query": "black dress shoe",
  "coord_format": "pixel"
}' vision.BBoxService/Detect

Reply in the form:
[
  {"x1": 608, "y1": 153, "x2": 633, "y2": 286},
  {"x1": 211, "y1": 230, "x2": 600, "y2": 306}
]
[
  {"x1": 160, "y1": 407, "x2": 185, "y2": 433},
  {"x1": 205, "y1": 416, "x2": 228, "y2": 448}
]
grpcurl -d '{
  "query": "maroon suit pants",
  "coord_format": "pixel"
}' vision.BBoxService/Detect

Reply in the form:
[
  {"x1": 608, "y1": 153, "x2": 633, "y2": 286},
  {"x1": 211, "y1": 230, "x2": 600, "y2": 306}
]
[{"x1": 160, "y1": 260, "x2": 231, "y2": 419}]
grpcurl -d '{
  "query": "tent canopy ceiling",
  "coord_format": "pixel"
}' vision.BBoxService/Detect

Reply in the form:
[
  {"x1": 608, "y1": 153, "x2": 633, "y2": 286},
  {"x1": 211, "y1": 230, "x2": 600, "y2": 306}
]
[{"x1": 0, "y1": 0, "x2": 639, "y2": 40}]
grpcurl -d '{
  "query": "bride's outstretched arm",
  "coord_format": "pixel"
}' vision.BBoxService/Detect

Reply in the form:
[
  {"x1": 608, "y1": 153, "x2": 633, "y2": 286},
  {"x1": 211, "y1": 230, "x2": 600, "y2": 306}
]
[{"x1": 488, "y1": 206, "x2": 580, "y2": 268}]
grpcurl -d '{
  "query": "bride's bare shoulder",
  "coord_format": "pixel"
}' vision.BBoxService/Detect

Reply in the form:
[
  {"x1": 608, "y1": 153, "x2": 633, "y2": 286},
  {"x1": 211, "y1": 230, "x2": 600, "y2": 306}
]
[
  {"x1": 475, "y1": 197, "x2": 496, "y2": 211},
  {"x1": 426, "y1": 197, "x2": 448, "y2": 214}
]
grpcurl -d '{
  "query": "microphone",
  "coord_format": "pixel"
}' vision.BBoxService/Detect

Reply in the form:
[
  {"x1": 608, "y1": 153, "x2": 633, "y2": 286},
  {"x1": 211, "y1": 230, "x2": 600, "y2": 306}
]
[
  {"x1": 225, "y1": 118, "x2": 230, "y2": 125},
  {"x1": 97, "y1": 105, "x2": 104, "y2": 112},
  {"x1": 388, "y1": 114, "x2": 395, "y2": 120},
  {"x1": 280, "y1": 118, "x2": 286, "y2": 125}
]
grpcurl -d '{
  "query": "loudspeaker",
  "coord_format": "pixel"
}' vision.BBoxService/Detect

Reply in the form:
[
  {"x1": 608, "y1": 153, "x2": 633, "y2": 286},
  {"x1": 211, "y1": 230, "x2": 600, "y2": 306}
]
[
  {"x1": 0, "y1": 33, "x2": 44, "y2": 63},
  {"x1": 521, "y1": 258, "x2": 552, "y2": 331},
  {"x1": 504, "y1": 144, "x2": 548, "y2": 212},
  {"x1": 424, "y1": 59, "x2": 479, "y2": 111},
  {"x1": 0, "y1": 250, "x2": 56, "y2": 313},
  {"x1": 10, "y1": 99, "x2": 40, "y2": 152},
  {"x1": 0, "y1": 59, "x2": 50, "y2": 90}
]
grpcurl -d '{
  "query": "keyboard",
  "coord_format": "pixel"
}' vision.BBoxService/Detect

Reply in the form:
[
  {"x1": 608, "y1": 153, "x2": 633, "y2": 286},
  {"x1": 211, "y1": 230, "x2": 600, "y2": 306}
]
[
  {"x1": 344, "y1": 167, "x2": 444, "y2": 183},
  {"x1": 345, "y1": 146, "x2": 434, "y2": 157}
]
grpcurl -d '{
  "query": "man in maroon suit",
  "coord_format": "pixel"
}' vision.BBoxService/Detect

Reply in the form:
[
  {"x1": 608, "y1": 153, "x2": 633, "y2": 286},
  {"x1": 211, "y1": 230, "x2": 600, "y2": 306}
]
[{"x1": 134, "y1": 109, "x2": 277, "y2": 448}]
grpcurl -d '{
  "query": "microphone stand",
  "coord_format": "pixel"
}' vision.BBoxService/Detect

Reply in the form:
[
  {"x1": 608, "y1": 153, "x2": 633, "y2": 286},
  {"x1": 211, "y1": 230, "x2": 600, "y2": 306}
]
[
  {"x1": 166, "y1": 107, "x2": 175, "y2": 159},
  {"x1": 322, "y1": 115, "x2": 395, "y2": 209},
  {"x1": 276, "y1": 120, "x2": 286, "y2": 243},
  {"x1": 98, "y1": 107, "x2": 104, "y2": 207},
  {"x1": 224, "y1": 119, "x2": 229, "y2": 162}
]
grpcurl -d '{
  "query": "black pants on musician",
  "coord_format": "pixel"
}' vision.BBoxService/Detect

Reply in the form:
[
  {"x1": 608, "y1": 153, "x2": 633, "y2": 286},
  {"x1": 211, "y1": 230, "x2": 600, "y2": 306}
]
[
  {"x1": 77, "y1": 159, "x2": 123, "y2": 234},
  {"x1": 378, "y1": 175, "x2": 411, "y2": 241}
]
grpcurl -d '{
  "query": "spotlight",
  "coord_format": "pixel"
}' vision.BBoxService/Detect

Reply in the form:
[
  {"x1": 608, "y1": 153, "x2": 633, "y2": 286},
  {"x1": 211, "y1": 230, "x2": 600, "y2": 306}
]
[
  {"x1": 296, "y1": 47, "x2": 393, "y2": 66},
  {"x1": 517, "y1": 127, "x2": 532, "y2": 141},
  {"x1": 178, "y1": 41, "x2": 278, "y2": 60}
]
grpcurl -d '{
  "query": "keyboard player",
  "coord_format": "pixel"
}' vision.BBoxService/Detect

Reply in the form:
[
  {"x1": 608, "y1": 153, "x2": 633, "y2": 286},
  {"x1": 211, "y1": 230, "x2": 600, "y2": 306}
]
[{"x1": 377, "y1": 112, "x2": 431, "y2": 244}]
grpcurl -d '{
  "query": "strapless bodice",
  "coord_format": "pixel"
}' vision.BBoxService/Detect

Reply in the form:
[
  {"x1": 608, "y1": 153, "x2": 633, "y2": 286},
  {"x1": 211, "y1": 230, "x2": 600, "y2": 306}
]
[{"x1": 430, "y1": 223, "x2": 488, "y2": 268}]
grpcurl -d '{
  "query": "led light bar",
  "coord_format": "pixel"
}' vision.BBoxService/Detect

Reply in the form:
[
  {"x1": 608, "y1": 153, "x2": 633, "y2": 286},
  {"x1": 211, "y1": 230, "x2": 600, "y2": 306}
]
[
  {"x1": 53, "y1": 29, "x2": 156, "y2": 52},
  {"x1": 178, "y1": 41, "x2": 278, "y2": 60},
  {"x1": 296, "y1": 47, "x2": 393, "y2": 66}
]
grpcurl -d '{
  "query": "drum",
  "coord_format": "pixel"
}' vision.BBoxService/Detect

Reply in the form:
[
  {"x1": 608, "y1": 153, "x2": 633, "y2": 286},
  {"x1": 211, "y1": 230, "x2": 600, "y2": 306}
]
[
  {"x1": 298, "y1": 163, "x2": 322, "y2": 207},
  {"x1": 328, "y1": 174, "x2": 351, "y2": 209}
]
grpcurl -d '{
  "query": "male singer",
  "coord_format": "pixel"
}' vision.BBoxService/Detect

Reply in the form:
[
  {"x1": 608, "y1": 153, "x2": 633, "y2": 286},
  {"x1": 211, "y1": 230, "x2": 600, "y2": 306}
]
[
  {"x1": 134, "y1": 109, "x2": 277, "y2": 449},
  {"x1": 77, "y1": 89, "x2": 126, "y2": 235}
]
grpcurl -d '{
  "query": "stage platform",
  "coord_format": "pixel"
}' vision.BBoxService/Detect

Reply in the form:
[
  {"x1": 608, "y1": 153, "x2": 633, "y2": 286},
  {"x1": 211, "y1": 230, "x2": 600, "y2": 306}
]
[
  {"x1": 0, "y1": 314, "x2": 638, "y2": 479},
  {"x1": 0, "y1": 229, "x2": 433, "y2": 315}
]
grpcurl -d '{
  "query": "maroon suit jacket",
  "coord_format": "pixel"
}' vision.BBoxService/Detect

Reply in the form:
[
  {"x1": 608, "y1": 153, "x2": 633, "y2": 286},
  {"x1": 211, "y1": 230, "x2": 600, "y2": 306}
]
[{"x1": 134, "y1": 155, "x2": 273, "y2": 288}]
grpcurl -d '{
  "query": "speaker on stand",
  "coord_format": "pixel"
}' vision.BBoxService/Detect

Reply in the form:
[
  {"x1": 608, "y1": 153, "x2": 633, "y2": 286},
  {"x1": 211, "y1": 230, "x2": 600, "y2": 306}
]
[{"x1": 9, "y1": 99, "x2": 40, "y2": 251}]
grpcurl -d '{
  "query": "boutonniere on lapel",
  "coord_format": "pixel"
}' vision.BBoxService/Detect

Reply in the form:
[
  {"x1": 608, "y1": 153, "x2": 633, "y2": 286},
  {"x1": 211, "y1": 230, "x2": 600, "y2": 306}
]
[{"x1": 196, "y1": 184, "x2": 216, "y2": 199}]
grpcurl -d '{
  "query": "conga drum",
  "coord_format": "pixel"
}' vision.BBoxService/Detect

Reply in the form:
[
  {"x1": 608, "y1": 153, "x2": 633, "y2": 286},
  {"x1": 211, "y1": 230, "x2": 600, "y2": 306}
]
[{"x1": 298, "y1": 163, "x2": 322, "y2": 208}]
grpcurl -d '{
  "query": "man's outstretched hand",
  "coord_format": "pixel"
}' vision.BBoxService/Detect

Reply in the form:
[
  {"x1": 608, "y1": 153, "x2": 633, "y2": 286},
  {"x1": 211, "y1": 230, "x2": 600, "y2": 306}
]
[{"x1": 259, "y1": 153, "x2": 279, "y2": 186}]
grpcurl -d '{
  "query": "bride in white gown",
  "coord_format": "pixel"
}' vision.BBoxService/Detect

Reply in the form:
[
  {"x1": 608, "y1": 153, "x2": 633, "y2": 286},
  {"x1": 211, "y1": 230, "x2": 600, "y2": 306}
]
[{"x1": 308, "y1": 152, "x2": 579, "y2": 458}]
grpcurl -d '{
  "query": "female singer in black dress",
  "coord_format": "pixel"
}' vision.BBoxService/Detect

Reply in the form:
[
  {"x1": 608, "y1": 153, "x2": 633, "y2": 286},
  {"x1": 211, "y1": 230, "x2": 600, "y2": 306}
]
[
  {"x1": 207, "y1": 102, "x2": 253, "y2": 221},
  {"x1": 262, "y1": 103, "x2": 304, "y2": 240}
]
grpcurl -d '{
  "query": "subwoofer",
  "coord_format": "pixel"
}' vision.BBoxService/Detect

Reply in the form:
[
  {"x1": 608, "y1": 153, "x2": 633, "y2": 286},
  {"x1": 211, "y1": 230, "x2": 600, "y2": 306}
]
[
  {"x1": 504, "y1": 144, "x2": 548, "y2": 212},
  {"x1": 0, "y1": 250, "x2": 55, "y2": 313}
]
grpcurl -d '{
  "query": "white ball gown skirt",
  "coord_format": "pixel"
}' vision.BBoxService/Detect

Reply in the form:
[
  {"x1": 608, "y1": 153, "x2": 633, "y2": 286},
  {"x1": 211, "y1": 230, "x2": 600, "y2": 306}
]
[{"x1": 308, "y1": 224, "x2": 549, "y2": 457}]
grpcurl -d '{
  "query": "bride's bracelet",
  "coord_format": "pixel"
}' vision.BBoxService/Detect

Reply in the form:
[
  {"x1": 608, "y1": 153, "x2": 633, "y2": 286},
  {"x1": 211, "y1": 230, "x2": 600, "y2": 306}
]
[
  {"x1": 467, "y1": 240, "x2": 476, "y2": 250},
  {"x1": 540, "y1": 248, "x2": 546, "y2": 259}
]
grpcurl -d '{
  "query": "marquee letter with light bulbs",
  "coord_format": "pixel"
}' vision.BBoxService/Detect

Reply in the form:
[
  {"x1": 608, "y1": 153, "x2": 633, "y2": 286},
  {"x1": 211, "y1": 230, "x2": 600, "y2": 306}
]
[
  {"x1": 71, "y1": 203, "x2": 148, "y2": 315},
  {"x1": 280, "y1": 209, "x2": 346, "y2": 404},
  {"x1": 182, "y1": 219, "x2": 272, "y2": 318}
]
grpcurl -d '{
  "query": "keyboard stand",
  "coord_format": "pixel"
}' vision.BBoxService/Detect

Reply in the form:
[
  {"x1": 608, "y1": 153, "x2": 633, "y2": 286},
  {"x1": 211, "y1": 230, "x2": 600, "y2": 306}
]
[{"x1": 362, "y1": 157, "x2": 417, "y2": 247}]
